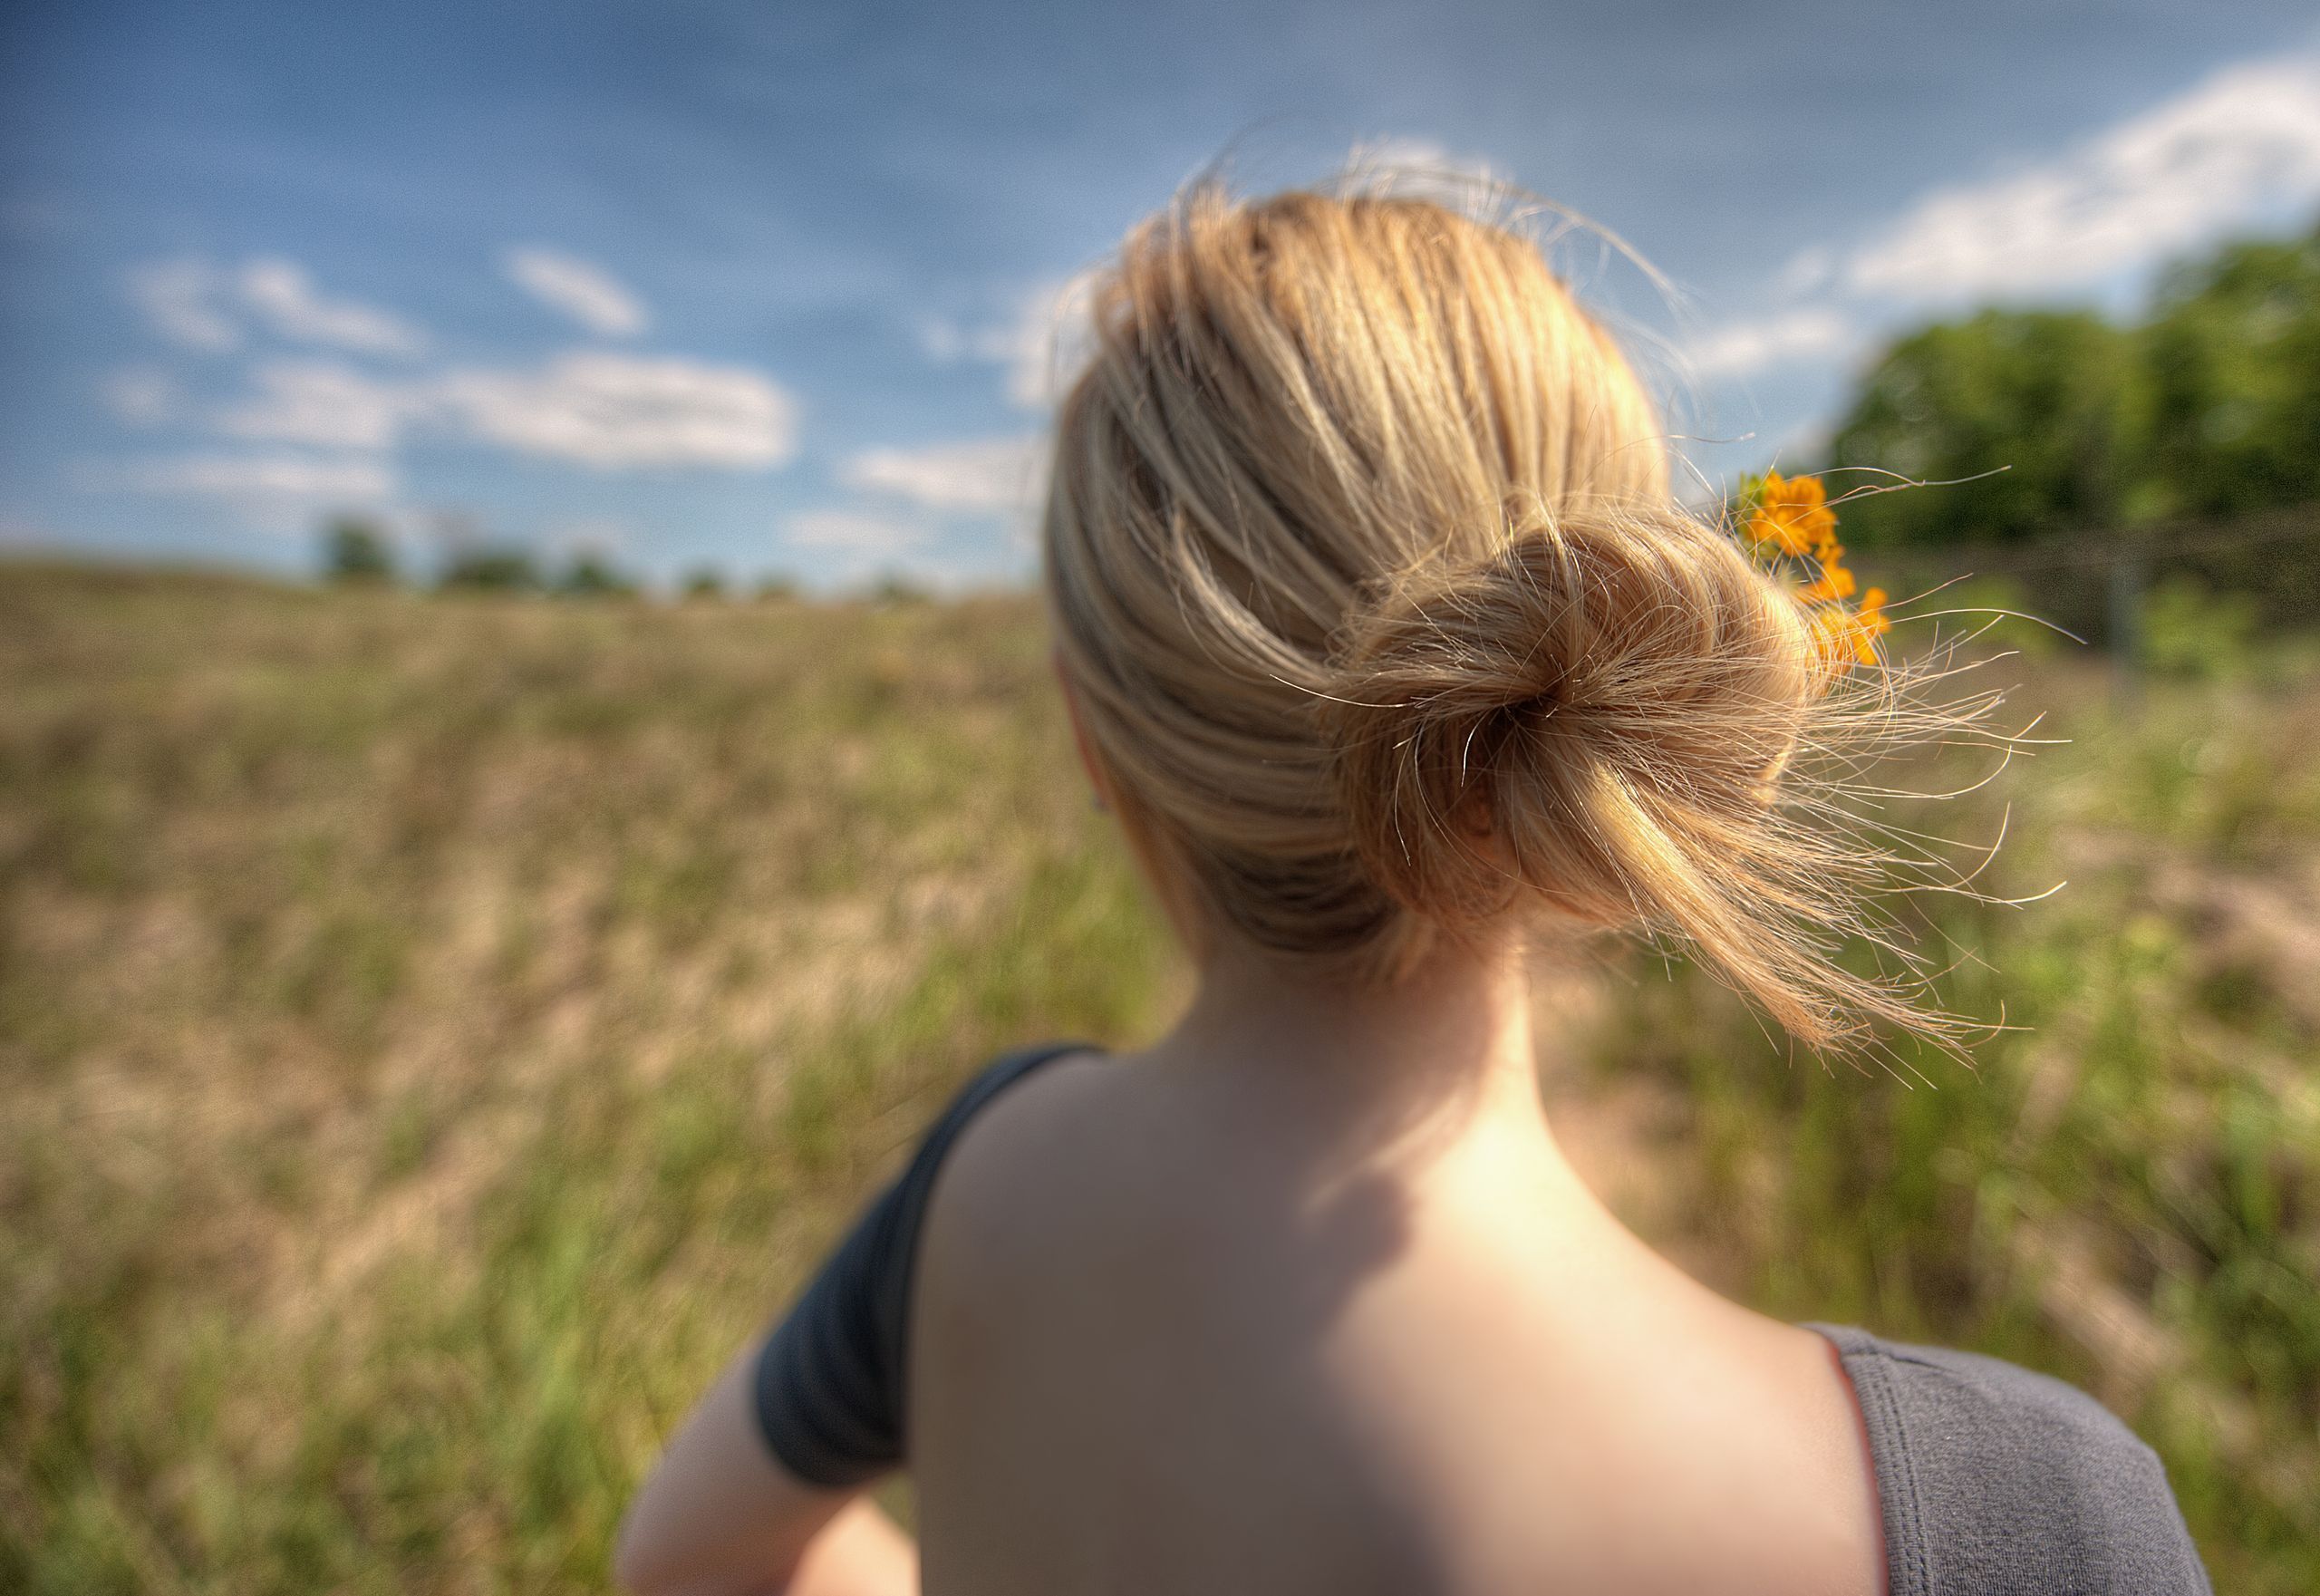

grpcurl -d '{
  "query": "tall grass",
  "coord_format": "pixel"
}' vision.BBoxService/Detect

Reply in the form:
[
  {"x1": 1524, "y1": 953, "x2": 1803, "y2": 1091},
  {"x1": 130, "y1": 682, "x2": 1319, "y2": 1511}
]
[
  {"x1": 1580, "y1": 615, "x2": 2320, "y2": 1593},
  {"x1": 1, "y1": 566, "x2": 1181, "y2": 1594},
  {"x1": 3, "y1": 563, "x2": 2313, "y2": 1591}
]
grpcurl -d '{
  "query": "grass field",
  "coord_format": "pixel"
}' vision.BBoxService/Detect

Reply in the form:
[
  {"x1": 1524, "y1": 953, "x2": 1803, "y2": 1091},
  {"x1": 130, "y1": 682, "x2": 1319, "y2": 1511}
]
[{"x1": 4, "y1": 561, "x2": 2315, "y2": 1593}]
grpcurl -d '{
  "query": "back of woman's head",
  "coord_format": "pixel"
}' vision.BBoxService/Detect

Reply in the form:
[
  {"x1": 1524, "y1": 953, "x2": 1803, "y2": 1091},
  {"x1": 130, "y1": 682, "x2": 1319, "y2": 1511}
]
[{"x1": 1042, "y1": 179, "x2": 1967, "y2": 1054}]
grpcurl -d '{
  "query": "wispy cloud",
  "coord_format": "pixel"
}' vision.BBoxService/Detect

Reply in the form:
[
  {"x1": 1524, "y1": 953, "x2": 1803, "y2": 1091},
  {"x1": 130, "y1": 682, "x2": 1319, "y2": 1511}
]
[
  {"x1": 216, "y1": 361, "x2": 414, "y2": 450},
  {"x1": 126, "y1": 260, "x2": 242, "y2": 352},
  {"x1": 435, "y1": 353, "x2": 797, "y2": 469},
  {"x1": 1339, "y1": 135, "x2": 1503, "y2": 189},
  {"x1": 783, "y1": 508, "x2": 929, "y2": 553},
  {"x1": 1690, "y1": 52, "x2": 2320, "y2": 385},
  {"x1": 237, "y1": 259, "x2": 426, "y2": 355},
  {"x1": 126, "y1": 256, "x2": 426, "y2": 356},
  {"x1": 172, "y1": 349, "x2": 798, "y2": 476},
  {"x1": 99, "y1": 367, "x2": 179, "y2": 425},
  {"x1": 110, "y1": 452, "x2": 398, "y2": 502},
  {"x1": 503, "y1": 247, "x2": 649, "y2": 337},
  {"x1": 1835, "y1": 53, "x2": 2320, "y2": 303},
  {"x1": 1684, "y1": 309, "x2": 1856, "y2": 381},
  {"x1": 920, "y1": 275, "x2": 1097, "y2": 410},
  {"x1": 838, "y1": 433, "x2": 1047, "y2": 515}
]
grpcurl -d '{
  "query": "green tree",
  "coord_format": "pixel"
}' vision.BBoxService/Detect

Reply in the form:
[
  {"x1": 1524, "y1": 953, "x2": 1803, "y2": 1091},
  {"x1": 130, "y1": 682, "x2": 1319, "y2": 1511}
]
[
  {"x1": 867, "y1": 572, "x2": 930, "y2": 605},
  {"x1": 438, "y1": 547, "x2": 543, "y2": 592},
  {"x1": 322, "y1": 517, "x2": 397, "y2": 585},
  {"x1": 556, "y1": 553, "x2": 636, "y2": 597},
  {"x1": 2134, "y1": 224, "x2": 2320, "y2": 520},
  {"x1": 681, "y1": 567, "x2": 727, "y2": 601},
  {"x1": 1826, "y1": 309, "x2": 2138, "y2": 547},
  {"x1": 1821, "y1": 219, "x2": 2320, "y2": 547}
]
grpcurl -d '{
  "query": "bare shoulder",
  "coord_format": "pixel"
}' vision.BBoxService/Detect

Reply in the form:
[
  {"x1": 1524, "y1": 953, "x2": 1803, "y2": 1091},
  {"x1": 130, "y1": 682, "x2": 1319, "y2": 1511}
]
[{"x1": 915, "y1": 1045, "x2": 1133, "y2": 1291}]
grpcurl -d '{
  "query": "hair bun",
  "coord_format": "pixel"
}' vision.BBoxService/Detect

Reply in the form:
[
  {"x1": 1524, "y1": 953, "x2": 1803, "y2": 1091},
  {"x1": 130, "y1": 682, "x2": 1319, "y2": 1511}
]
[{"x1": 1320, "y1": 506, "x2": 1883, "y2": 1040}]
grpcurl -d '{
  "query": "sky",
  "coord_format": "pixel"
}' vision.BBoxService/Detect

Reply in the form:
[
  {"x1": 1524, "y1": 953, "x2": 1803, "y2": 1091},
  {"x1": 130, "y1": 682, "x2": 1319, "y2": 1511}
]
[{"x1": 4, "y1": 1, "x2": 2319, "y2": 593}]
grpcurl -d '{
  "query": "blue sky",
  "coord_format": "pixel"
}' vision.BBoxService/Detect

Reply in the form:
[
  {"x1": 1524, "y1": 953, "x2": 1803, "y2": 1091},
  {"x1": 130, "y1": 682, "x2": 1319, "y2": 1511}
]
[{"x1": 4, "y1": 1, "x2": 2318, "y2": 591}]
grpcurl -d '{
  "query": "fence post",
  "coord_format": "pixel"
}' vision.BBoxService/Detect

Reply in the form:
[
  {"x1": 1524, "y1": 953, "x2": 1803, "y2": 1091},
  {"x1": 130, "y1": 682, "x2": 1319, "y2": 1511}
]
[{"x1": 2108, "y1": 548, "x2": 2144, "y2": 701}]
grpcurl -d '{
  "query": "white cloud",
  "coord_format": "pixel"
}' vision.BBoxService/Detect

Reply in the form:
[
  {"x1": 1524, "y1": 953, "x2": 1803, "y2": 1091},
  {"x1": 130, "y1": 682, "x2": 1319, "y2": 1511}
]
[
  {"x1": 217, "y1": 361, "x2": 415, "y2": 450},
  {"x1": 113, "y1": 262, "x2": 797, "y2": 487},
  {"x1": 921, "y1": 274, "x2": 1097, "y2": 410},
  {"x1": 1774, "y1": 245, "x2": 1837, "y2": 298},
  {"x1": 1339, "y1": 136, "x2": 1503, "y2": 189},
  {"x1": 125, "y1": 256, "x2": 426, "y2": 356},
  {"x1": 784, "y1": 509, "x2": 929, "y2": 553},
  {"x1": 113, "y1": 452, "x2": 397, "y2": 501},
  {"x1": 127, "y1": 260, "x2": 239, "y2": 351},
  {"x1": 838, "y1": 433, "x2": 1047, "y2": 515},
  {"x1": 1686, "y1": 308, "x2": 1856, "y2": 380},
  {"x1": 915, "y1": 316, "x2": 969, "y2": 363},
  {"x1": 100, "y1": 367, "x2": 179, "y2": 425},
  {"x1": 237, "y1": 258, "x2": 426, "y2": 355},
  {"x1": 436, "y1": 353, "x2": 797, "y2": 469},
  {"x1": 504, "y1": 247, "x2": 648, "y2": 337},
  {"x1": 1837, "y1": 53, "x2": 2320, "y2": 302},
  {"x1": 777, "y1": 509, "x2": 1032, "y2": 595},
  {"x1": 174, "y1": 349, "x2": 801, "y2": 475}
]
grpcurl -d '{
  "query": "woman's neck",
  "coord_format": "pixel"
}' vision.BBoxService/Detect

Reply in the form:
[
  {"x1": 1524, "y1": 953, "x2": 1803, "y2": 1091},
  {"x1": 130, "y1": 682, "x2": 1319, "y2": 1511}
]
[{"x1": 1146, "y1": 933, "x2": 1556, "y2": 1168}]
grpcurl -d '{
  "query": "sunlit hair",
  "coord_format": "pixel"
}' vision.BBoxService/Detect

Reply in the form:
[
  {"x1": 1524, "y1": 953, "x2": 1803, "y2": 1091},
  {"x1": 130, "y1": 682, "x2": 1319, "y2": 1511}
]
[{"x1": 1041, "y1": 174, "x2": 2005, "y2": 1054}]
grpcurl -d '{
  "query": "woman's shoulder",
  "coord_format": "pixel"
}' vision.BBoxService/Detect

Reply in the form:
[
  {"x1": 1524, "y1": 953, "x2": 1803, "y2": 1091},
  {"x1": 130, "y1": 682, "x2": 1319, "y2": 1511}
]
[
  {"x1": 912, "y1": 1040, "x2": 1121, "y2": 1274},
  {"x1": 912, "y1": 1040, "x2": 1111, "y2": 1184},
  {"x1": 1808, "y1": 1323, "x2": 2211, "y2": 1595},
  {"x1": 747, "y1": 1040, "x2": 1109, "y2": 1487}
]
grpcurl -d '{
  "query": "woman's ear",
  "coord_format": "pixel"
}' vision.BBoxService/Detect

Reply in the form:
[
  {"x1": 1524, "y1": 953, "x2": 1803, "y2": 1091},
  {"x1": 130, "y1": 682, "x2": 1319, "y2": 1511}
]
[{"x1": 1052, "y1": 648, "x2": 1113, "y2": 813}]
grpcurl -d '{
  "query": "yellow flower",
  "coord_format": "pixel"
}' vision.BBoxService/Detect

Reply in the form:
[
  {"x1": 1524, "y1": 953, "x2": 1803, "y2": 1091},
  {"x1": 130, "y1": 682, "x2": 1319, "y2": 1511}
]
[
  {"x1": 1813, "y1": 585, "x2": 1891, "y2": 672},
  {"x1": 1857, "y1": 585, "x2": 1890, "y2": 640},
  {"x1": 1746, "y1": 470, "x2": 1837, "y2": 556},
  {"x1": 1738, "y1": 469, "x2": 1891, "y2": 678},
  {"x1": 1799, "y1": 563, "x2": 1858, "y2": 605}
]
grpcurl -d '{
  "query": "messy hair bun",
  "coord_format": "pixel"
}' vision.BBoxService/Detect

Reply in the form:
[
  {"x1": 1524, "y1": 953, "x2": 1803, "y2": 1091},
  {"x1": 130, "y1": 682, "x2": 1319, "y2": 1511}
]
[
  {"x1": 1042, "y1": 175, "x2": 1985, "y2": 1052},
  {"x1": 1322, "y1": 508, "x2": 1905, "y2": 1049}
]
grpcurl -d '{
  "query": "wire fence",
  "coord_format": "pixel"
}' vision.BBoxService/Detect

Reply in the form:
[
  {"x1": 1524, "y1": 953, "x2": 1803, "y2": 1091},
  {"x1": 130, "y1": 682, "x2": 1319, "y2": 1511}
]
[{"x1": 1855, "y1": 505, "x2": 2320, "y2": 663}]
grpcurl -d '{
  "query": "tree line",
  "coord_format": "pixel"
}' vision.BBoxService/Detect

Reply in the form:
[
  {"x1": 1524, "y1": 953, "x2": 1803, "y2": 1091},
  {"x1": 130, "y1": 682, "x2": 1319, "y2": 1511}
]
[
  {"x1": 320, "y1": 520, "x2": 802, "y2": 602},
  {"x1": 1822, "y1": 220, "x2": 2320, "y2": 548}
]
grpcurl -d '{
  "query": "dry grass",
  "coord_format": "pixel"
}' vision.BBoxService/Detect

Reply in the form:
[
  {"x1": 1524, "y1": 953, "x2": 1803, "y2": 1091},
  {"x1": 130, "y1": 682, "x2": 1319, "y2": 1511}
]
[
  {"x1": 1569, "y1": 623, "x2": 2320, "y2": 1593},
  {"x1": 3, "y1": 561, "x2": 2314, "y2": 1592},
  {"x1": 1, "y1": 566, "x2": 1181, "y2": 1593}
]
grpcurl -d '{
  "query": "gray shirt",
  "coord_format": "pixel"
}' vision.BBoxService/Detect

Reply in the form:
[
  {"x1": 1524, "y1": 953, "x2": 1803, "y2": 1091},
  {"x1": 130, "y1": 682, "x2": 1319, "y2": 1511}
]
[
  {"x1": 1810, "y1": 1323, "x2": 2210, "y2": 1593},
  {"x1": 755, "y1": 1044, "x2": 2214, "y2": 1592}
]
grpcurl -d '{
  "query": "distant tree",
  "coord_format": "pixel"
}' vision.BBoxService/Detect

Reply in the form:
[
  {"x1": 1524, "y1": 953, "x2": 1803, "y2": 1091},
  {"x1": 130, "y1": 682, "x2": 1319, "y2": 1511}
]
[
  {"x1": 1821, "y1": 218, "x2": 2320, "y2": 545},
  {"x1": 682, "y1": 566, "x2": 727, "y2": 601},
  {"x1": 556, "y1": 553, "x2": 637, "y2": 597},
  {"x1": 753, "y1": 574, "x2": 800, "y2": 603},
  {"x1": 323, "y1": 517, "x2": 397, "y2": 585},
  {"x1": 438, "y1": 547, "x2": 543, "y2": 592},
  {"x1": 2134, "y1": 224, "x2": 2320, "y2": 520},
  {"x1": 868, "y1": 572, "x2": 930, "y2": 605},
  {"x1": 1826, "y1": 309, "x2": 2138, "y2": 547}
]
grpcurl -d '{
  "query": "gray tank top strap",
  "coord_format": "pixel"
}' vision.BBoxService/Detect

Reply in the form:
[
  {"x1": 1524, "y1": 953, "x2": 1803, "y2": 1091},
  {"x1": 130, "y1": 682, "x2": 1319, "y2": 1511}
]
[
  {"x1": 751, "y1": 1040, "x2": 1100, "y2": 1486},
  {"x1": 1808, "y1": 1322, "x2": 2210, "y2": 1594}
]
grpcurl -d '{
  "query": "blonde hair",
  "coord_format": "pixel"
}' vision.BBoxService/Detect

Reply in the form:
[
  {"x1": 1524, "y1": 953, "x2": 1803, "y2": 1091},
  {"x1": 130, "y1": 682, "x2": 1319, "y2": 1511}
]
[{"x1": 1042, "y1": 179, "x2": 1980, "y2": 1053}]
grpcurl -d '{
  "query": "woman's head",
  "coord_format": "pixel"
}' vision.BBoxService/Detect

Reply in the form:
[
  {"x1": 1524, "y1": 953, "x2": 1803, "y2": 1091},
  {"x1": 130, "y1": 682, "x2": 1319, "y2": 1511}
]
[{"x1": 1042, "y1": 179, "x2": 1954, "y2": 1053}]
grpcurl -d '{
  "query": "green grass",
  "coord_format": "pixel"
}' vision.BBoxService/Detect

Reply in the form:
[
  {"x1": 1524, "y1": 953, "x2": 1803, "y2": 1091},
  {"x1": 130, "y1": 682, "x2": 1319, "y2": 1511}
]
[
  {"x1": 0, "y1": 566, "x2": 1181, "y2": 1594},
  {"x1": 1581, "y1": 627, "x2": 2320, "y2": 1593},
  {"x1": 3, "y1": 562, "x2": 2314, "y2": 1591}
]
